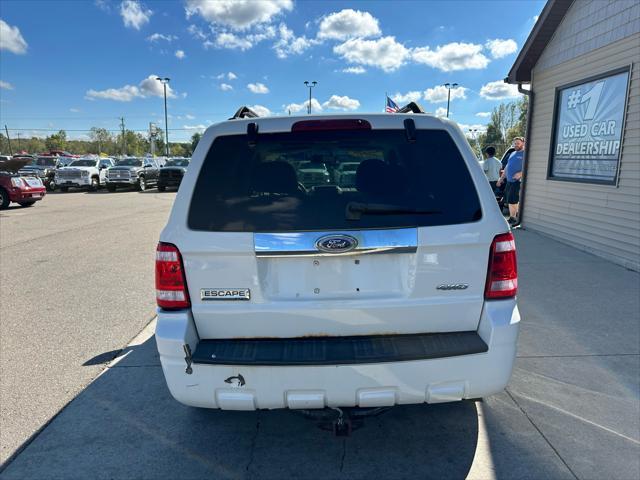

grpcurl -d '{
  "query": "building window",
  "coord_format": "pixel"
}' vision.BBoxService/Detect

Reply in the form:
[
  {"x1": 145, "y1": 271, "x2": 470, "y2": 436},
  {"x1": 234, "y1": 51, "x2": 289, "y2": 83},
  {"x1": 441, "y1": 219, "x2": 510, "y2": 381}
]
[{"x1": 547, "y1": 66, "x2": 631, "y2": 185}]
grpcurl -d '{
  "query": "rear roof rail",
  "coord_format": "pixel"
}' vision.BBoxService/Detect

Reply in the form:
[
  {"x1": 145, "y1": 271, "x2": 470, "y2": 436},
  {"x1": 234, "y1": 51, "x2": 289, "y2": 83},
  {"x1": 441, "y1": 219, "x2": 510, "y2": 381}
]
[
  {"x1": 397, "y1": 102, "x2": 426, "y2": 114},
  {"x1": 230, "y1": 106, "x2": 259, "y2": 120}
]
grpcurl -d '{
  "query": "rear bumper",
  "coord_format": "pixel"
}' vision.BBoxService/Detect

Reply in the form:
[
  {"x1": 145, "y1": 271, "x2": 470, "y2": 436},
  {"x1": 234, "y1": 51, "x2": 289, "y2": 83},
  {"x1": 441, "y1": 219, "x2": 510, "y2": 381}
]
[
  {"x1": 155, "y1": 300, "x2": 520, "y2": 410},
  {"x1": 10, "y1": 189, "x2": 46, "y2": 202}
]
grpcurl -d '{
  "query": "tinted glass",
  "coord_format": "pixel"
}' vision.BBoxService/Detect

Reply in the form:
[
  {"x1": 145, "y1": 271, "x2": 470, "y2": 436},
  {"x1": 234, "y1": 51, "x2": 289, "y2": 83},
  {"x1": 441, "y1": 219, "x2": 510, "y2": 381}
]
[
  {"x1": 165, "y1": 159, "x2": 190, "y2": 167},
  {"x1": 70, "y1": 159, "x2": 95, "y2": 167},
  {"x1": 35, "y1": 157, "x2": 56, "y2": 166},
  {"x1": 117, "y1": 158, "x2": 142, "y2": 166},
  {"x1": 188, "y1": 129, "x2": 481, "y2": 232}
]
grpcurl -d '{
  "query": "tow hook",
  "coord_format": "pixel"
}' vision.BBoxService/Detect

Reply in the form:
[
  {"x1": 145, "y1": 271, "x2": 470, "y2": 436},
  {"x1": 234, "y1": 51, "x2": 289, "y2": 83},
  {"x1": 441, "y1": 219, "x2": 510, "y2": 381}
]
[
  {"x1": 183, "y1": 344, "x2": 193, "y2": 374},
  {"x1": 332, "y1": 408, "x2": 352, "y2": 437}
]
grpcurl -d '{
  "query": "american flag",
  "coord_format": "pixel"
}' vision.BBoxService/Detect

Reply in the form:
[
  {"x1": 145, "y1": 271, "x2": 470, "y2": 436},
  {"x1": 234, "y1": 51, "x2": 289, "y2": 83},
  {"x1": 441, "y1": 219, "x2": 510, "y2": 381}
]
[{"x1": 385, "y1": 95, "x2": 399, "y2": 113}]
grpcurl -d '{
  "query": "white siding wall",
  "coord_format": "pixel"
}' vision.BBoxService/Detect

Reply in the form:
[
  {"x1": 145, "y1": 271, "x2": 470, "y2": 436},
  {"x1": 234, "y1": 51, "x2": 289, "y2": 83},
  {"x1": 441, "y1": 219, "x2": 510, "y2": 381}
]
[{"x1": 526, "y1": 0, "x2": 640, "y2": 270}]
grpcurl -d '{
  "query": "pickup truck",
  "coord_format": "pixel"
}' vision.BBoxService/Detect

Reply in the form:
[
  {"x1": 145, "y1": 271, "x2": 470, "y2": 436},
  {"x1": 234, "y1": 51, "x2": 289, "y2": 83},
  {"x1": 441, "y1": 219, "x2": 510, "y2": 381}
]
[
  {"x1": 155, "y1": 112, "x2": 519, "y2": 417},
  {"x1": 105, "y1": 157, "x2": 160, "y2": 192},
  {"x1": 18, "y1": 156, "x2": 71, "y2": 191},
  {"x1": 157, "y1": 157, "x2": 190, "y2": 192},
  {"x1": 55, "y1": 157, "x2": 114, "y2": 191}
]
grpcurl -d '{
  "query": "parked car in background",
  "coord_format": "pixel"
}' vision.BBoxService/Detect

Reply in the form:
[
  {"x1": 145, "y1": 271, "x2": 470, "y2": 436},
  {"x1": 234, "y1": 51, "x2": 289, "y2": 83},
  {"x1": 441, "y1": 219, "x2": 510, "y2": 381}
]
[
  {"x1": 334, "y1": 162, "x2": 359, "y2": 188},
  {"x1": 105, "y1": 157, "x2": 159, "y2": 192},
  {"x1": 298, "y1": 160, "x2": 331, "y2": 188},
  {"x1": 18, "y1": 156, "x2": 67, "y2": 191},
  {"x1": 154, "y1": 112, "x2": 519, "y2": 414},
  {"x1": 158, "y1": 157, "x2": 190, "y2": 192},
  {"x1": 0, "y1": 161, "x2": 46, "y2": 209},
  {"x1": 56, "y1": 157, "x2": 114, "y2": 191}
]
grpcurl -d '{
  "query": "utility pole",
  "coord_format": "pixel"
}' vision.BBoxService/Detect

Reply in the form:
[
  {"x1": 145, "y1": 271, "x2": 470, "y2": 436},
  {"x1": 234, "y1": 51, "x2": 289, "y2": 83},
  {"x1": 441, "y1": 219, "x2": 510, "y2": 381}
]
[
  {"x1": 4, "y1": 125, "x2": 13, "y2": 155},
  {"x1": 304, "y1": 81, "x2": 317, "y2": 114},
  {"x1": 155, "y1": 77, "x2": 171, "y2": 157},
  {"x1": 149, "y1": 123, "x2": 157, "y2": 157},
  {"x1": 119, "y1": 117, "x2": 126, "y2": 156},
  {"x1": 443, "y1": 83, "x2": 459, "y2": 118}
]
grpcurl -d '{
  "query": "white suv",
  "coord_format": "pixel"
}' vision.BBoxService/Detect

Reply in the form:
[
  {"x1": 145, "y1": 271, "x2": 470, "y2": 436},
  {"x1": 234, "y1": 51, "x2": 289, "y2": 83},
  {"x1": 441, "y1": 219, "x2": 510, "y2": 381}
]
[{"x1": 155, "y1": 113, "x2": 520, "y2": 411}]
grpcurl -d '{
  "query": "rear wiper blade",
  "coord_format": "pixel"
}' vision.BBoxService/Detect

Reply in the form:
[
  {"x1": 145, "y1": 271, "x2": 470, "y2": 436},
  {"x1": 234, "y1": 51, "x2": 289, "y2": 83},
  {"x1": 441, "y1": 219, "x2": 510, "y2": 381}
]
[{"x1": 345, "y1": 202, "x2": 442, "y2": 220}]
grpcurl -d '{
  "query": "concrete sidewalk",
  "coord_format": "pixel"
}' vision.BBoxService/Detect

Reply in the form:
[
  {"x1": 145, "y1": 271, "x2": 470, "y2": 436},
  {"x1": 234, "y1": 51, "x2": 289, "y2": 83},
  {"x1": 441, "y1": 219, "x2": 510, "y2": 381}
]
[{"x1": 1, "y1": 229, "x2": 638, "y2": 479}]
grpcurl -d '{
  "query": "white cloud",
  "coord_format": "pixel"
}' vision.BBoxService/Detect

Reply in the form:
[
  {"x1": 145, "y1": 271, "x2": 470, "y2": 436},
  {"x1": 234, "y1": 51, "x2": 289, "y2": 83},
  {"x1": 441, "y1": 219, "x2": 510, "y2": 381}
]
[
  {"x1": 434, "y1": 107, "x2": 448, "y2": 117},
  {"x1": 479, "y1": 80, "x2": 521, "y2": 99},
  {"x1": 285, "y1": 98, "x2": 323, "y2": 114},
  {"x1": 183, "y1": 124, "x2": 207, "y2": 131},
  {"x1": 220, "y1": 83, "x2": 233, "y2": 91},
  {"x1": 215, "y1": 32, "x2": 253, "y2": 50},
  {"x1": 322, "y1": 95, "x2": 360, "y2": 111},
  {"x1": 485, "y1": 39, "x2": 518, "y2": 58},
  {"x1": 185, "y1": 0, "x2": 293, "y2": 30},
  {"x1": 69, "y1": 108, "x2": 80, "y2": 113},
  {"x1": 334, "y1": 36, "x2": 410, "y2": 72},
  {"x1": 423, "y1": 85, "x2": 467, "y2": 103},
  {"x1": 187, "y1": 24, "x2": 207, "y2": 40},
  {"x1": 247, "y1": 82, "x2": 269, "y2": 94},
  {"x1": 227, "y1": 71, "x2": 237, "y2": 80},
  {"x1": 147, "y1": 33, "x2": 177, "y2": 42},
  {"x1": 0, "y1": 20, "x2": 28, "y2": 54},
  {"x1": 412, "y1": 42, "x2": 489, "y2": 71},
  {"x1": 273, "y1": 23, "x2": 316, "y2": 58},
  {"x1": 95, "y1": 0, "x2": 111, "y2": 12},
  {"x1": 185, "y1": 114, "x2": 195, "y2": 120},
  {"x1": 392, "y1": 91, "x2": 422, "y2": 104},
  {"x1": 249, "y1": 104, "x2": 272, "y2": 116},
  {"x1": 533, "y1": 15, "x2": 539, "y2": 22},
  {"x1": 85, "y1": 74, "x2": 177, "y2": 102},
  {"x1": 175, "y1": 49, "x2": 186, "y2": 59},
  {"x1": 317, "y1": 9, "x2": 380, "y2": 40},
  {"x1": 0, "y1": 80, "x2": 14, "y2": 90},
  {"x1": 457, "y1": 123, "x2": 488, "y2": 136},
  {"x1": 476, "y1": 111, "x2": 491, "y2": 118},
  {"x1": 120, "y1": 1, "x2": 152, "y2": 30},
  {"x1": 341, "y1": 66, "x2": 366, "y2": 74}
]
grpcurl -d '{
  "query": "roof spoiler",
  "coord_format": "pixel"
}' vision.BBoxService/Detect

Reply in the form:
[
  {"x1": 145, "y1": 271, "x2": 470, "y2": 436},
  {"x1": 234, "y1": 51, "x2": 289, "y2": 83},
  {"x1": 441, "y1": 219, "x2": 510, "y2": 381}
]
[
  {"x1": 397, "y1": 102, "x2": 425, "y2": 114},
  {"x1": 229, "y1": 106, "x2": 259, "y2": 120}
]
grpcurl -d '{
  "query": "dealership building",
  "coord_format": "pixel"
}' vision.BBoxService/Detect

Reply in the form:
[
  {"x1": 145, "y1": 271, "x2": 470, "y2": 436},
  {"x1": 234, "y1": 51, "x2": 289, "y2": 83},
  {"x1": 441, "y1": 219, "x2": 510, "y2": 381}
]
[{"x1": 507, "y1": 0, "x2": 639, "y2": 270}]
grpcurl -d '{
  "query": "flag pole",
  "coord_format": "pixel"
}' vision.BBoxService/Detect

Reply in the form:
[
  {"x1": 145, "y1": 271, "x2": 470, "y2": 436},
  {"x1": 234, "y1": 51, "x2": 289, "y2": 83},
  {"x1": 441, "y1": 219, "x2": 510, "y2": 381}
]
[{"x1": 385, "y1": 92, "x2": 387, "y2": 113}]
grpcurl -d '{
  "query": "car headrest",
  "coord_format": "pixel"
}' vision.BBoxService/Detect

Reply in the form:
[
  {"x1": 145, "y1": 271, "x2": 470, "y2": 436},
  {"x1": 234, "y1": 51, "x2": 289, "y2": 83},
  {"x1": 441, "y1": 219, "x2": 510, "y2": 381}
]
[{"x1": 251, "y1": 161, "x2": 298, "y2": 195}]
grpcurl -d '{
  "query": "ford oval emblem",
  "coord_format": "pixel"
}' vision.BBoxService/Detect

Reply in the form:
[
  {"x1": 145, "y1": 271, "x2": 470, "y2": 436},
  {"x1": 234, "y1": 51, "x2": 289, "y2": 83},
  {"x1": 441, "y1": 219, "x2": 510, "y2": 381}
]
[{"x1": 315, "y1": 234, "x2": 358, "y2": 253}]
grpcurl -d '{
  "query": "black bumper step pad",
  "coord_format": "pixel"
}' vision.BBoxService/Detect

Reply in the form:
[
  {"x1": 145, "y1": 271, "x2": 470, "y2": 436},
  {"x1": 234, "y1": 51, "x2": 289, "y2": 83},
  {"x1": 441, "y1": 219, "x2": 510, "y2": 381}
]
[{"x1": 191, "y1": 331, "x2": 488, "y2": 366}]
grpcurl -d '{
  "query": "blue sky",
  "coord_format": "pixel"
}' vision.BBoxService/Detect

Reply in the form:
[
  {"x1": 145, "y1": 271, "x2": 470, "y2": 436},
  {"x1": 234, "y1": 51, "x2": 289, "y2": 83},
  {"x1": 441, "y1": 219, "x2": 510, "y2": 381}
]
[{"x1": 0, "y1": 0, "x2": 545, "y2": 142}]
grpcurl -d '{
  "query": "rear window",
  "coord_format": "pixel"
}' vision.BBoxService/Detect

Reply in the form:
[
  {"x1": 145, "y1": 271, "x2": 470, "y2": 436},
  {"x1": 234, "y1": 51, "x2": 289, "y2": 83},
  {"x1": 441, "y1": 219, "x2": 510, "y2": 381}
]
[{"x1": 188, "y1": 129, "x2": 481, "y2": 232}]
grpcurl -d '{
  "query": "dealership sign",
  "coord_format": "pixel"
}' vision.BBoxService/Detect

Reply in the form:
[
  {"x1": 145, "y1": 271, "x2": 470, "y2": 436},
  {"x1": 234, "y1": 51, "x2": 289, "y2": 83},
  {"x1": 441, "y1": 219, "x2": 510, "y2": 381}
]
[{"x1": 549, "y1": 68, "x2": 630, "y2": 184}]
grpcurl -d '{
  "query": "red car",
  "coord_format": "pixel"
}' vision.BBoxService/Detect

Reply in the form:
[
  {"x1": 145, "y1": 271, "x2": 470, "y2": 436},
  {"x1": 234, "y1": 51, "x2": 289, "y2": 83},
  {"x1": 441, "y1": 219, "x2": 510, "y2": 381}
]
[{"x1": 0, "y1": 158, "x2": 47, "y2": 209}]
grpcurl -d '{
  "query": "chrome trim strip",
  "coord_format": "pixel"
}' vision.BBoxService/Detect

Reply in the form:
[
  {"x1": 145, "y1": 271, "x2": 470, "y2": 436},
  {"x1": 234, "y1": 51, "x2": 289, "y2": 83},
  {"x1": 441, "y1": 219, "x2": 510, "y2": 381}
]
[{"x1": 254, "y1": 229, "x2": 417, "y2": 257}]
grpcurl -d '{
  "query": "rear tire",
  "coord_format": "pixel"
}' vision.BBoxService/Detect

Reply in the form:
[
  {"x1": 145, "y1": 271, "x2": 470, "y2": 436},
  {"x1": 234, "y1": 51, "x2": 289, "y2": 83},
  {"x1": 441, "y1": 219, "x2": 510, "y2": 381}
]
[
  {"x1": 106, "y1": 185, "x2": 116, "y2": 192},
  {"x1": 47, "y1": 180, "x2": 56, "y2": 192},
  {"x1": 0, "y1": 188, "x2": 9, "y2": 209},
  {"x1": 18, "y1": 201, "x2": 35, "y2": 208},
  {"x1": 60, "y1": 187, "x2": 69, "y2": 193},
  {"x1": 90, "y1": 177, "x2": 99, "y2": 191}
]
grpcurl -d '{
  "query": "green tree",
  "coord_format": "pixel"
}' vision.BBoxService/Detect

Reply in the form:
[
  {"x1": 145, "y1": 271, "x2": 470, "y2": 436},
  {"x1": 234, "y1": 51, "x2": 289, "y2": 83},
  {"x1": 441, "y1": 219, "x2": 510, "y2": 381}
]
[
  {"x1": 45, "y1": 130, "x2": 67, "y2": 151},
  {"x1": 190, "y1": 132, "x2": 202, "y2": 154},
  {"x1": 89, "y1": 127, "x2": 113, "y2": 155}
]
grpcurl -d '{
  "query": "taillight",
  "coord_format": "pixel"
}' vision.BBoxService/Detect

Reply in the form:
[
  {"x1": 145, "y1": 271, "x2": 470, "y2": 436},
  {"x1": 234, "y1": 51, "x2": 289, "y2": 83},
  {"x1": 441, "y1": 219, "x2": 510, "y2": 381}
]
[
  {"x1": 156, "y1": 242, "x2": 191, "y2": 309},
  {"x1": 291, "y1": 119, "x2": 371, "y2": 132},
  {"x1": 485, "y1": 232, "x2": 518, "y2": 299}
]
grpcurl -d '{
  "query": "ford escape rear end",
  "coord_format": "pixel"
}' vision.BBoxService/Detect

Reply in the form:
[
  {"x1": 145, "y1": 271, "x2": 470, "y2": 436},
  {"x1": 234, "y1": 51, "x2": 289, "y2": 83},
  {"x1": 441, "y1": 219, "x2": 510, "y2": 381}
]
[{"x1": 155, "y1": 113, "x2": 520, "y2": 410}]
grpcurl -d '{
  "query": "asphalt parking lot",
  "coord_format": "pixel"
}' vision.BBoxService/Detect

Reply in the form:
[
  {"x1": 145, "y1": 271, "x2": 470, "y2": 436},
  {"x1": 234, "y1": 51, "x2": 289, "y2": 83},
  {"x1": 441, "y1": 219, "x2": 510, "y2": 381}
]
[{"x1": 1, "y1": 192, "x2": 639, "y2": 479}]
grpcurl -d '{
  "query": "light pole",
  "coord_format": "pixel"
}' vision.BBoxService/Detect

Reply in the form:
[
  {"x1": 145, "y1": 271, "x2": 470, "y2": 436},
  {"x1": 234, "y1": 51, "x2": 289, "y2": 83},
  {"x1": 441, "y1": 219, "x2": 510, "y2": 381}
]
[
  {"x1": 443, "y1": 82, "x2": 458, "y2": 118},
  {"x1": 304, "y1": 81, "x2": 317, "y2": 114},
  {"x1": 156, "y1": 77, "x2": 170, "y2": 157}
]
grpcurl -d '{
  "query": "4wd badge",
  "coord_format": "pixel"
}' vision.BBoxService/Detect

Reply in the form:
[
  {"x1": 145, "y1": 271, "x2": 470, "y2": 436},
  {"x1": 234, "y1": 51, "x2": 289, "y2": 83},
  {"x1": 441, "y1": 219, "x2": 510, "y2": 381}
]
[{"x1": 201, "y1": 289, "x2": 251, "y2": 300}]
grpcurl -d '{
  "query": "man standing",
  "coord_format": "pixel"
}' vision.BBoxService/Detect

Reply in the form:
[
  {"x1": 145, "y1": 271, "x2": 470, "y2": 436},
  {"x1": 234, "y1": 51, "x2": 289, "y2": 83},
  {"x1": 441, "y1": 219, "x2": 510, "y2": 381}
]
[
  {"x1": 481, "y1": 146, "x2": 502, "y2": 192},
  {"x1": 497, "y1": 137, "x2": 525, "y2": 225}
]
